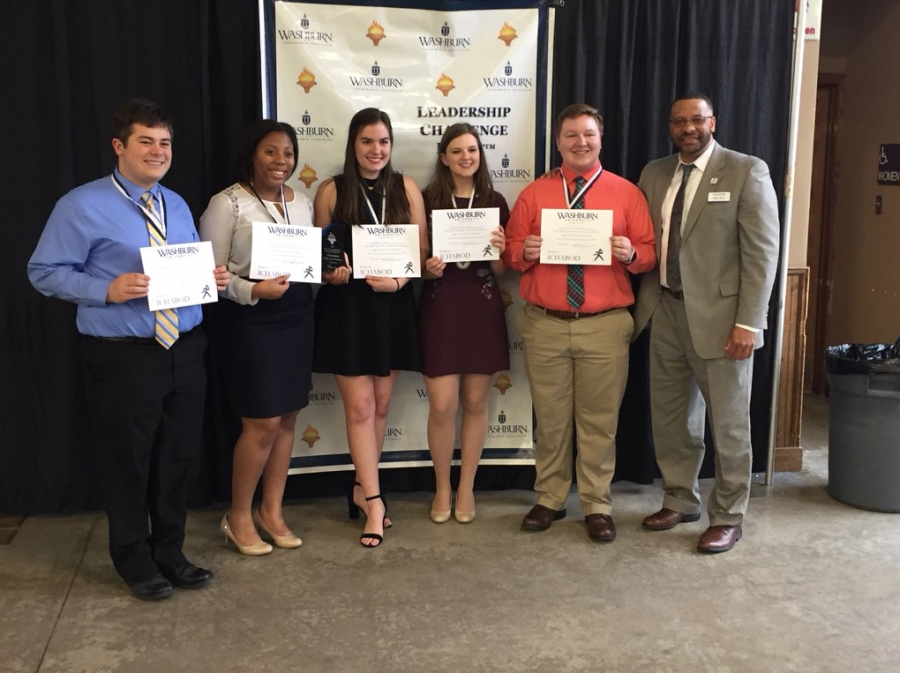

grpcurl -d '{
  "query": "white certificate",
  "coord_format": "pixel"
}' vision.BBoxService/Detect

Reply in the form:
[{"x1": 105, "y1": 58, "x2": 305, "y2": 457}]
[
  {"x1": 539, "y1": 209, "x2": 613, "y2": 266},
  {"x1": 431, "y1": 208, "x2": 500, "y2": 263},
  {"x1": 351, "y1": 225, "x2": 421, "y2": 279},
  {"x1": 249, "y1": 221, "x2": 321, "y2": 283},
  {"x1": 140, "y1": 240, "x2": 218, "y2": 310}
]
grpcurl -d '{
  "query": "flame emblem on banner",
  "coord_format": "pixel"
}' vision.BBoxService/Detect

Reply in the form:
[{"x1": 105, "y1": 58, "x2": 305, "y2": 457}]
[
  {"x1": 498, "y1": 22, "x2": 518, "y2": 46},
  {"x1": 296, "y1": 68, "x2": 317, "y2": 93},
  {"x1": 494, "y1": 373, "x2": 512, "y2": 395},
  {"x1": 366, "y1": 20, "x2": 386, "y2": 45},
  {"x1": 298, "y1": 164, "x2": 318, "y2": 189},
  {"x1": 301, "y1": 424, "x2": 321, "y2": 447},
  {"x1": 435, "y1": 73, "x2": 455, "y2": 97}
]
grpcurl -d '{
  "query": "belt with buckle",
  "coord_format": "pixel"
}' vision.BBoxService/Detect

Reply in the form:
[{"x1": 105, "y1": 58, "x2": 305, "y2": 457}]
[
  {"x1": 87, "y1": 326, "x2": 199, "y2": 345},
  {"x1": 662, "y1": 286, "x2": 684, "y2": 301},
  {"x1": 536, "y1": 305, "x2": 607, "y2": 320}
]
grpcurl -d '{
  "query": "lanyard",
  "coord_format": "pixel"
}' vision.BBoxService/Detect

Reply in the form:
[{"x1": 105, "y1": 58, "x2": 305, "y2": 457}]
[
  {"x1": 111, "y1": 174, "x2": 167, "y2": 237},
  {"x1": 249, "y1": 182, "x2": 291, "y2": 225},
  {"x1": 561, "y1": 165, "x2": 603, "y2": 209},
  {"x1": 359, "y1": 183, "x2": 386, "y2": 225}
]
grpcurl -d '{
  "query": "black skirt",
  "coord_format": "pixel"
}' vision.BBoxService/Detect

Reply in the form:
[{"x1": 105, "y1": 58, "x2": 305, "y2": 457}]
[{"x1": 218, "y1": 283, "x2": 314, "y2": 418}]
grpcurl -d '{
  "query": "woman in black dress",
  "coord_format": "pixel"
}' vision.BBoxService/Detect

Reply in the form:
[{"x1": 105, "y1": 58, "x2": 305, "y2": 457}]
[
  {"x1": 200, "y1": 120, "x2": 314, "y2": 555},
  {"x1": 419, "y1": 124, "x2": 509, "y2": 524},
  {"x1": 313, "y1": 108, "x2": 427, "y2": 547}
]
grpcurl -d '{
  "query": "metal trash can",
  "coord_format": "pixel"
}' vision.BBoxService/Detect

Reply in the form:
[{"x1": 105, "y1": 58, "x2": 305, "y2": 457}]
[{"x1": 826, "y1": 340, "x2": 900, "y2": 512}]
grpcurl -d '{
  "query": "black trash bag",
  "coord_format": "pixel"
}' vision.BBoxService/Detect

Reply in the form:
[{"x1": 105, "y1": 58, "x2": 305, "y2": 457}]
[{"x1": 825, "y1": 336, "x2": 900, "y2": 375}]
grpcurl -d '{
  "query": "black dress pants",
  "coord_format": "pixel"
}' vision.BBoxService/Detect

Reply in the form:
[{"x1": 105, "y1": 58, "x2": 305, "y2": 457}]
[{"x1": 80, "y1": 329, "x2": 207, "y2": 583}]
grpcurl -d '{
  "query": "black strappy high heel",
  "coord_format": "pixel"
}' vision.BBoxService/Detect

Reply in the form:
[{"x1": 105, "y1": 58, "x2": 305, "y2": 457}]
[
  {"x1": 360, "y1": 495, "x2": 387, "y2": 548},
  {"x1": 348, "y1": 481, "x2": 392, "y2": 528}
]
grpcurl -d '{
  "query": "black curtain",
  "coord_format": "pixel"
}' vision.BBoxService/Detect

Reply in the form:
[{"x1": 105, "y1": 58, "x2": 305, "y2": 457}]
[
  {"x1": 553, "y1": 0, "x2": 794, "y2": 481},
  {"x1": 2, "y1": 0, "x2": 794, "y2": 513},
  {"x1": 2, "y1": 0, "x2": 262, "y2": 513}
]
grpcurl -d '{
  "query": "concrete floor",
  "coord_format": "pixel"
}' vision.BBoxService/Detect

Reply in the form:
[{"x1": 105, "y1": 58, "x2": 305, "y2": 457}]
[{"x1": 3, "y1": 394, "x2": 900, "y2": 673}]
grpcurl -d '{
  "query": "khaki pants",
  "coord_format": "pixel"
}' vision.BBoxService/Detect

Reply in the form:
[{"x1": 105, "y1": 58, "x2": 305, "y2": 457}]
[{"x1": 516, "y1": 303, "x2": 633, "y2": 515}]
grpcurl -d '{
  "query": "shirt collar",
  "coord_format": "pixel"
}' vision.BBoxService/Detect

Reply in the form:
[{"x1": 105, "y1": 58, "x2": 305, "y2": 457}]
[
  {"x1": 680, "y1": 140, "x2": 716, "y2": 174},
  {"x1": 560, "y1": 161, "x2": 602, "y2": 187},
  {"x1": 113, "y1": 166, "x2": 159, "y2": 201}
]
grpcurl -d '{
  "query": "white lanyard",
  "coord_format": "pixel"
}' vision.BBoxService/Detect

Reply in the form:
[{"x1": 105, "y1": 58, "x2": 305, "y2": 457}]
[
  {"x1": 561, "y1": 165, "x2": 603, "y2": 209},
  {"x1": 249, "y1": 183, "x2": 291, "y2": 225},
  {"x1": 112, "y1": 174, "x2": 166, "y2": 238},
  {"x1": 359, "y1": 183, "x2": 386, "y2": 225}
]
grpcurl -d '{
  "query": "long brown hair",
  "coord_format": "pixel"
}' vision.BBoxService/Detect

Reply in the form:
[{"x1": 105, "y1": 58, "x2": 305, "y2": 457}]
[
  {"x1": 423, "y1": 123, "x2": 495, "y2": 211},
  {"x1": 333, "y1": 108, "x2": 410, "y2": 226}
]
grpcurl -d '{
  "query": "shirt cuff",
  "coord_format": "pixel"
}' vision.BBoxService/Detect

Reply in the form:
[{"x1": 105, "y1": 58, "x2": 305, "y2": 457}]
[{"x1": 735, "y1": 323, "x2": 760, "y2": 333}]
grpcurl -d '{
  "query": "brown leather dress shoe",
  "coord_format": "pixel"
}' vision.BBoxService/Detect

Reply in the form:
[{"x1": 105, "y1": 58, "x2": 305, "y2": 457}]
[
  {"x1": 642, "y1": 508, "x2": 701, "y2": 531},
  {"x1": 585, "y1": 514, "x2": 616, "y2": 542},
  {"x1": 697, "y1": 525, "x2": 742, "y2": 553},
  {"x1": 521, "y1": 504, "x2": 566, "y2": 532}
]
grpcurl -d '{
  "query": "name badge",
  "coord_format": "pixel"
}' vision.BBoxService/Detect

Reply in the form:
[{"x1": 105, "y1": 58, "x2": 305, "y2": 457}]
[{"x1": 708, "y1": 191, "x2": 731, "y2": 202}]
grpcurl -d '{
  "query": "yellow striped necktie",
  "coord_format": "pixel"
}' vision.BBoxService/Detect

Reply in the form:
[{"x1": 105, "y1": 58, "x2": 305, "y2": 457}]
[{"x1": 142, "y1": 192, "x2": 180, "y2": 349}]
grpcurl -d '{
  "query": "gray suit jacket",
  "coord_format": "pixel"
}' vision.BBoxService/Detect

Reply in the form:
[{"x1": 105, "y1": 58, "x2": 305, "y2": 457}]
[{"x1": 632, "y1": 142, "x2": 780, "y2": 360}]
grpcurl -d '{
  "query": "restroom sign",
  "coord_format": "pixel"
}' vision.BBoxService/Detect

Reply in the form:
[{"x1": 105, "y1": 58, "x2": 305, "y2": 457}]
[{"x1": 878, "y1": 144, "x2": 900, "y2": 185}]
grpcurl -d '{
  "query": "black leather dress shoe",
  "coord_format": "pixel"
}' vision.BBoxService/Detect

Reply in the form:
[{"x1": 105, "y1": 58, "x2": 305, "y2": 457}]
[
  {"x1": 521, "y1": 504, "x2": 567, "y2": 532},
  {"x1": 127, "y1": 574, "x2": 175, "y2": 601},
  {"x1": 585, "y1": 513, "x2": 616, "y2": 542},
  {"x1": 160, "y1": 563, "x2": 214, "y2": 590}
]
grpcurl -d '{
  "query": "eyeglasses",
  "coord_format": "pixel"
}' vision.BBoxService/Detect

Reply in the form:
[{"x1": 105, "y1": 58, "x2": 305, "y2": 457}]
[{"x1": 669, "y1": 115, "x2": 713, "y2": 128}]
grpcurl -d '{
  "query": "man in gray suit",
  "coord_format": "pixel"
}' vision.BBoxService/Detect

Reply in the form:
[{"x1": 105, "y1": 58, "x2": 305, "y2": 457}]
[{"x1": 632, "y1": 92, "x2": 779, "y2": 553}]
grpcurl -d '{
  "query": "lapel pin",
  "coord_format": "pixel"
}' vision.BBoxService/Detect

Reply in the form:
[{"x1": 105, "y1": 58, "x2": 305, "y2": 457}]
[{"x1": 710, "y1": 177, "x2": 718, "y2": 185}]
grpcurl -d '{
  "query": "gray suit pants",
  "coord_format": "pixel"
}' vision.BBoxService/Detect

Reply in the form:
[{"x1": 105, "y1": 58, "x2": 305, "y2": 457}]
[{"x1": 650, "y1": 293, "x2": 753, "y2": 526}]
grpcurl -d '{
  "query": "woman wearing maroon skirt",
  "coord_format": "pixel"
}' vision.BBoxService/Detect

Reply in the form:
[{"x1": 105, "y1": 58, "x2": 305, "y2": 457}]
[{"x1": 419, "y1": 123, "x2": 510, "y2": 524}]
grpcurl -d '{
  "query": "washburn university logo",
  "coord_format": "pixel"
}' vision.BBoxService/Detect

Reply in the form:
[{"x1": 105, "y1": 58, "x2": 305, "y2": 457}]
[
  {"x1": 418, "y1": 21, "x2": 472, "y2": 51},
  {"x1": 300, "y1": 424, "x2": 321, "y2": 448},
  {"x1": 366, "y1": 20, "x2": 386, "y2": 46},
  {"x1": 435, "y1": 73, "x2": 455, "y2": 97},
  {"x1": 483, "y1": 61, "x2": 534, "y2": 91},
  {"x1": 297, "y1": 164, "x2": 318, "y2": 189},
  {"x1": 276, "y1": 15, "x2": 333, "y2": 46},
  {"x1": 494, "y1": 373, "x2": 512, "y2": 395},
  {"x1": 491, "y1": 156, "x2": 532, "y2": 184},
  {"x1": 295, "y1": 110, "x2": 335, "y2": 142},
  {"x1": 498, "y1": 22, "x2": 518, "y2": 46},
  {"x1": 349, "y1": 61, "x2": 403, "y2": 91},
  {"x1": 296, "y1": 68, "x2": 317, "y2": 93},
  {"x1": 487, "y1": 407, "x2": 529, "y2": 436}
]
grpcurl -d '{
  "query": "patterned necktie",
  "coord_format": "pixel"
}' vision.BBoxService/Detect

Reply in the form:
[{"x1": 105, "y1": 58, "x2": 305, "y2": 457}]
[
  {"x1": 666, "y1": 164, "x2": 694, "y2": 293},
  {"x1": 143, "y1": 192, "x2": 180, "y2": 349},
  {"x1": 566, "y1": 176, "x2": 586, "y2": 309}
]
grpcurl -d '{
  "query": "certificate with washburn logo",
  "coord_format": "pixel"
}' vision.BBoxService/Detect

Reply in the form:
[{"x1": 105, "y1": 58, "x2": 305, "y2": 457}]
[
  {"x1": 351, "y1": 225, "x2": 421, "y2": 279},
  {"x1": 539, "y1": 209, "x2": 613, "y2": 266},
  {"x1": 431, "y1": 208, "x2": 500, "y2": 263},
  {"x1": 249, "y1": 221, "x2": 321, "y2": 283},
  {"x1": 140, "y1": 241, "x2": 218, "y2": 310}
]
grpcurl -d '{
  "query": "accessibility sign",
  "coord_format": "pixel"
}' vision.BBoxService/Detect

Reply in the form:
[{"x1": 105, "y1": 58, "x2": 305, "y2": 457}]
[{"x1": 878, "y1": 144, "x2": 900, "y2": 185}]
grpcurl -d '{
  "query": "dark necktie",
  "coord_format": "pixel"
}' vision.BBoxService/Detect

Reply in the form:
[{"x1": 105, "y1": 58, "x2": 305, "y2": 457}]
[
  {"x1": 666, "y1": 164, "x2": 694, "y2": 292},
  {"x1": 566, "y1": 176, "x2": 586, "y2": 309},
  {"x1": 143, "y1": 192, "x2": 180, "y2": 349}
]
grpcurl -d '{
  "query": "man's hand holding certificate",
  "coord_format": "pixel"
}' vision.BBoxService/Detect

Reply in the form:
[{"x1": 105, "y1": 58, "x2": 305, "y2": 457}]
[
  {"x1": 249, "y1": 221, "x2": 321, "y2": 283},
  {"x1": 431, "y1": 208, "x2": 500, "y2": 263},
  {"x1": 351, "y1": 225, "x2": 421, "y2": 279},
  {"x1": 539, "y1": 209, "x2": 613, "y2": 266},
  {"x1": 140, "y1": 240, "x2": 218, "y2": 310}
]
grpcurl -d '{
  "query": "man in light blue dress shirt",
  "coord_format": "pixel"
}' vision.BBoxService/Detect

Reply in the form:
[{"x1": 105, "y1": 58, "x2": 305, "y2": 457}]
[{"x1": 29, "y1": 99, "x2": 229, "y2": 600}]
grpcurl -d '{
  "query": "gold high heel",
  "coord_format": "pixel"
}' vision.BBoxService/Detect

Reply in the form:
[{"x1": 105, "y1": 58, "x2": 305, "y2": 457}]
[
  {"x1": 254, "y1": 509, "x2": 302, "y2": 549},
  {"x1": 220, "y1": 514, "x2": 273, "y2": 556},
  {"x1": 430, "y1": 493, "x2": 451, "y2": 523},
  {"x1": 454, "y1": 491, "x2": 476, "y2": 523}
]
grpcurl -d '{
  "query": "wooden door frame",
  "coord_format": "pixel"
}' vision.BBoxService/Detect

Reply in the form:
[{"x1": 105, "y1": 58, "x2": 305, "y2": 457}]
[{"x1": 807, "y1": 74, "x2": 842, "y2": 394}]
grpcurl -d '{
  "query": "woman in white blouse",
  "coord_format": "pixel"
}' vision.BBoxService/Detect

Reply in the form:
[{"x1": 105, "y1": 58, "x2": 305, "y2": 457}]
[{"x1": 200, "y1": 120, "x2": 314, "y2": 556}]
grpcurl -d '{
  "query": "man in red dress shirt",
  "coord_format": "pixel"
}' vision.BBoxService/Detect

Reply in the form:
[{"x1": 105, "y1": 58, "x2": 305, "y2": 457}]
[{"x1": 503, "y1": 103, "x2": 656, "y2": 542}]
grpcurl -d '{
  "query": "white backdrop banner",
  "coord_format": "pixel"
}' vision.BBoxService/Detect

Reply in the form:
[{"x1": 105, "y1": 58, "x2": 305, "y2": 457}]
[{"x1": 266, "y1": 1, "x2": 546, "y2": 473}]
